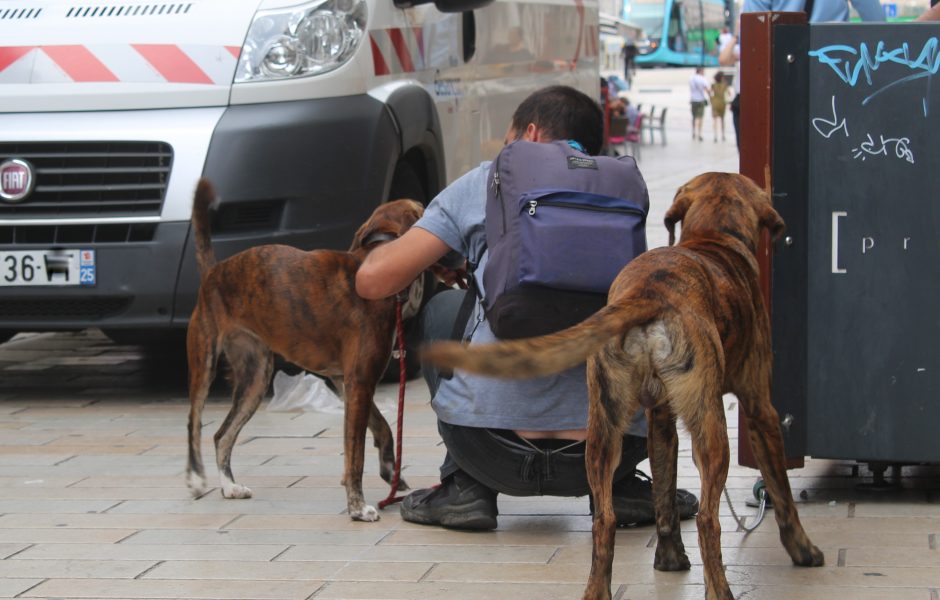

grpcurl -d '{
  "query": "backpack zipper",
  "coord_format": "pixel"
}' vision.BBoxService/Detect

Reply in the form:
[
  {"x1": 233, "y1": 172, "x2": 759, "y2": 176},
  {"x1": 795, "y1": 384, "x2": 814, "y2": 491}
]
[
  {"x1": 493, "y1": 160, "x2": 505, "y2": 235},
  {"x1": 526, "y1": 199, "x2": 645, "y2": 217}
]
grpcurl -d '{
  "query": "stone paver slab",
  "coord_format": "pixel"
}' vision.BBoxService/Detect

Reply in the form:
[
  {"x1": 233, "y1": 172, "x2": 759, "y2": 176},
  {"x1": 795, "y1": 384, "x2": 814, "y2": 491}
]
[
  {"x1": 0, "y1": 513, "x2": 236, "y2": 529},
  {"x1": 15, "y1": 543, "x2": 289, "y2": 562},
  {"x1": 21, "y1": 578, "x2": 323, "y2": 599},
  {"x1": 0, "y1": 559, "x2": 155, "y2": 579},
  {"x1": 315, "y1": 581, "x2": 587, "y2": 599},
  {"x1": 125, "y1": 528, "x2": 388, "y2": 546},
  {"x1": 143, "y1": 559, "x2": 341, "y2": 581},
  {"x1": 0, "y1": 578, "x2": 43, "y2": 598},
  {"x1": 1, "y1": 528, "x2": 137, "y2": 543}
]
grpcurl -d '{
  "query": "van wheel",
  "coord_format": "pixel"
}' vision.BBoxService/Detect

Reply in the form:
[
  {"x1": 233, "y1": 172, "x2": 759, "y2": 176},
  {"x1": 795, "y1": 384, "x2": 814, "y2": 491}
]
[{"x1": 388, "y1": 161, "x2": 427, "y2": 205}]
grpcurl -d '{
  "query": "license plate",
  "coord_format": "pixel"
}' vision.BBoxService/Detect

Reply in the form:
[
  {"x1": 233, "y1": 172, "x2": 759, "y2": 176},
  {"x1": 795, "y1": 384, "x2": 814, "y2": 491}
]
[{"x1": 0, "y1": 249, "x2": 96, "y2": 287}]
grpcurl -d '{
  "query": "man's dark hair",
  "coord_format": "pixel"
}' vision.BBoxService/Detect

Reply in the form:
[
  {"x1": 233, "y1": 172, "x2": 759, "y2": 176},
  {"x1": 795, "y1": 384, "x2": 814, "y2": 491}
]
[{"x1": 510, "y1": 85, "x2": 604, "y2": 155}]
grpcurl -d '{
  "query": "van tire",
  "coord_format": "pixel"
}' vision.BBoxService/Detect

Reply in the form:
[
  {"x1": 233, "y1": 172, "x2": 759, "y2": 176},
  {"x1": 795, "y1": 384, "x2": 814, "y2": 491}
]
[
  {"x1": 0, "y1": 330, "x2": 16, "y2": 345},
  {"x1": 388, "y1": 161, "x2": 427, "y2": 204}
]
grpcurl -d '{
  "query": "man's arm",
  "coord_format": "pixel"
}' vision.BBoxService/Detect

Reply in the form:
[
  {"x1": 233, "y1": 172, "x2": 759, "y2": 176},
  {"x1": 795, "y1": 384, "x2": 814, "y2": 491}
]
[
  {"x1": 719, "y1": 36, "x2": 737, "y2": 67},
  {"x1": 355, "y1": 227, "x2": 453, "y2": 299},
  {"x1": 850, "y1": 0, "x2": 886, "y2": 21},
  {"x1": 917, "y1": 2, "x2": 940, "y2": 19}
]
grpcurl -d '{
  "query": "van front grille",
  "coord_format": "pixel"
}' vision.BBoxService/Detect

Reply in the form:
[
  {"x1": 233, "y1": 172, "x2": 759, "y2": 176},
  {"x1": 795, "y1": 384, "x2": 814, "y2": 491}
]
[
  {"x1": 0, "y1": 297, "x2": 132, "y2": 320},
  {"x1": 0, "y1": 141, "x2": 172, "y2": 219},
  {"x1": 0, "y1": 223, "x2": 158, "y2": 245}
]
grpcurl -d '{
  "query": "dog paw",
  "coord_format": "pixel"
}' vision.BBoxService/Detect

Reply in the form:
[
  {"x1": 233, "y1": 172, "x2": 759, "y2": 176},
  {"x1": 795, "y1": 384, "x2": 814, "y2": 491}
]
[
  {"x1": 654, "y1": 547, "x2": 691, "y2": 572},
  {"x1": 396, "y1": 477, "x2": 410, "y2": 492},
  {"x1": 186, "y1": 472, "x2": 207, "y2": 497},
  {"x1": 793, "y1": 544, "x2": 825, "y2": 567},
  {"x1": 350, "y1": 504, "x2": 380, "y2": 522},
  {"x1": 221, "y1": 483, "x2": 253, "y2": 499}
]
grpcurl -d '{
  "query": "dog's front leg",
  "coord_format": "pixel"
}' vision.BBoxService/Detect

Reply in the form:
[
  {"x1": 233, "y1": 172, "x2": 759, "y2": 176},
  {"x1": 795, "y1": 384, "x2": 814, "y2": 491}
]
[
  {"x1": 647, "y1": 405, "x2": 690, "y2": 572},
  {"x1": 736, "y1": 383, "x2": 824, "y2": 568},
  {"x1": 342, "y1": 380, "x2": 379, "y2": 521}
]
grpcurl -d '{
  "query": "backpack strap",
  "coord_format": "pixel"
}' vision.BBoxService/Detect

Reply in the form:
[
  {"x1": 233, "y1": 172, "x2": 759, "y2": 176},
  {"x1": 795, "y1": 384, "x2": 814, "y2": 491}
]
[{"x1": 448, "y1": 258, "x2": 482, "y2": 342}]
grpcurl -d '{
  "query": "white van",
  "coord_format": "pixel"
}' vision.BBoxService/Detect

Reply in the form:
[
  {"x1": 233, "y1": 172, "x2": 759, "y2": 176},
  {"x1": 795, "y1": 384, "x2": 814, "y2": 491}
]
[{"x1": 0, "y1": 0, "x2": 599, "y2": 344}]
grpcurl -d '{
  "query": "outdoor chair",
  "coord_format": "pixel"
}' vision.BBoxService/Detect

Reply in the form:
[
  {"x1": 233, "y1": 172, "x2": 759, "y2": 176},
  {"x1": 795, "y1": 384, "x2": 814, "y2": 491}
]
[
  {"x1": 607, "y1": 114, "x2": 628, "y2": 156},
  {"x1": 625, "y1": 113, "x2": 643, "y2": 160},
  {"x1": 647, "y1": 106, "x2": 668, "y2": 145},
  {"x1": 609, "y1": 113, "x2": 642, "y2": 161}
]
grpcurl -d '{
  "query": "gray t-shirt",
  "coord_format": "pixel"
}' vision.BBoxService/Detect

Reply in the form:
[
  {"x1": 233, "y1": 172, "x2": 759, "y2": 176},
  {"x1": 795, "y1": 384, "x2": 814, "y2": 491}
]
[{"x1": 416, "y1": 161, "x2": 646, "y2": 436}]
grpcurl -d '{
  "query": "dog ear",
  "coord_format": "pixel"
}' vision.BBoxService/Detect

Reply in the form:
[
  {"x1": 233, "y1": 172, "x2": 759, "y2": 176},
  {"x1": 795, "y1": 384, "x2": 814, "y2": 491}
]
[
  {"x1": 664, "y1": 191, "x2": 692, "y2": 246},
  {"x1": 398, "y1": 200, "x2": 424, "y2": 235},
  {"x1": 759, "y1": 202, "x2": 786, "y2": 241},
  {"x1": 349, "y1": 220, "x2": 376, "y2": 252}
]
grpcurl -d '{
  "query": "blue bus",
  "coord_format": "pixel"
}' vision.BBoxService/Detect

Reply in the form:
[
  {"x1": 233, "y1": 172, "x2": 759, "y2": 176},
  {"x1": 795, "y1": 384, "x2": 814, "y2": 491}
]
[{"x1": 624, "y1": 0, "x2": 729, "y2": 67}]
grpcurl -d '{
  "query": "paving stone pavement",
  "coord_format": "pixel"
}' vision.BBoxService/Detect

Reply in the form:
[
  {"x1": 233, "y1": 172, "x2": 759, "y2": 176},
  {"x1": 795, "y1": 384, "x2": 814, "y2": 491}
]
[{"x1": 1, "y1": 68, "x2": 939, "y2": 600}]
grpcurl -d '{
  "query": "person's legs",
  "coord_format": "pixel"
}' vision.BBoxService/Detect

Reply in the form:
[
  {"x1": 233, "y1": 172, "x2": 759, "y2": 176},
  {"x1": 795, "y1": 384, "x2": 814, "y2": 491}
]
[
  {"x1": 691, "y1": 102, "x2": 705, "y2": 141},
  {"x1": 417, "y1": 288, "x2": 469, "y2": 397},
  {"x1": 439, "y1": 422, "x2": 647, "y2": 497},
  {"x1": 407, "y1": 289, "x2": 698, "y2": 529},
  {"x1": 402, "y1": 420, "x2": 699, "y2": 529}
]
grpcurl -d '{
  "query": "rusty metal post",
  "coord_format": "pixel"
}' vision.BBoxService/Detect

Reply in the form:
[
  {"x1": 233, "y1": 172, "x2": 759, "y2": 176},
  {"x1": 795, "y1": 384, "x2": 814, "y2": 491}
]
[{"x1": 737, "y1": 11, "x2": 806, "y2": 470}]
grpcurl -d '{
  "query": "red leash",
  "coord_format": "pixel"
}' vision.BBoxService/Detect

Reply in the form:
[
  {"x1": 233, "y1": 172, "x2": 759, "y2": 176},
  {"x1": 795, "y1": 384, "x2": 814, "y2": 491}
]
[{"x1": 378, "y1": 298, "x2": 407, "y2": 509}]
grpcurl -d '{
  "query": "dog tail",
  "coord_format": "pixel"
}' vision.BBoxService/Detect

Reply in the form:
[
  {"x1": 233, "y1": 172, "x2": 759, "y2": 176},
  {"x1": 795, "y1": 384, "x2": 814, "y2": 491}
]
[
  {"x1": 422, "y1": 299, "x2": 660, "y2": 379},
  {"x1": 191, "y1": 178, "x2": 217, "y2": 275}
]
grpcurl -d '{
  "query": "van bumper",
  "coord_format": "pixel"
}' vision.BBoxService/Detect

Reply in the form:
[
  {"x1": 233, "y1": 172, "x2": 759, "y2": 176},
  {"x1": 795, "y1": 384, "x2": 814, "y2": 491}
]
[{"x1": 0, "y1": 95, "x2": 400, "y2": 332}]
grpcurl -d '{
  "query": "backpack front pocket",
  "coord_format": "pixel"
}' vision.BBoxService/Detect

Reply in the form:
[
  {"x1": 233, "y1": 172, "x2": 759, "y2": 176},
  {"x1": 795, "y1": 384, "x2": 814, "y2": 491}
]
[{"x1": 516, "y1": 189, "x2": 647, "y2": 293}]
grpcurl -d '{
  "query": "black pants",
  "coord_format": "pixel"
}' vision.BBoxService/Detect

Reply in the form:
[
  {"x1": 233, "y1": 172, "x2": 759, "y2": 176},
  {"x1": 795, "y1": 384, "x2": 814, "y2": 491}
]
[{"x1": 418, "y1": 289, "x2": 649, "y2": 496}]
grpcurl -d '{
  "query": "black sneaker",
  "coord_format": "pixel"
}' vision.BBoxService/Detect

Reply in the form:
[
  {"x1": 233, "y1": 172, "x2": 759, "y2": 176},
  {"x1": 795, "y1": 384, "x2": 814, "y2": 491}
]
[
  {"x1": 400, "y1": 471, "x2": 498, "y2": 530},
  {"x1": 592, "y1": 470, "x2": 699, "y2": 527}
]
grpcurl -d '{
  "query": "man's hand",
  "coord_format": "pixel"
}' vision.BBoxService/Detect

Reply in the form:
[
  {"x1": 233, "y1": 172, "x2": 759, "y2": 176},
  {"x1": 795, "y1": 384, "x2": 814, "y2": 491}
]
[{"x1": 429, "y1": 264, "x2": 469, "y2": 289}]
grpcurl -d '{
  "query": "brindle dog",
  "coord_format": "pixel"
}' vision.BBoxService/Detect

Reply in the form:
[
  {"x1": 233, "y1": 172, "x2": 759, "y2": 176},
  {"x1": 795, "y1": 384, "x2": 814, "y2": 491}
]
[
  {"x1": 185, "y1": 178, "x2": 426, "y2": 522},
  {"x1": 424, "y1": 172, "x2": 824, "y2": 599}
]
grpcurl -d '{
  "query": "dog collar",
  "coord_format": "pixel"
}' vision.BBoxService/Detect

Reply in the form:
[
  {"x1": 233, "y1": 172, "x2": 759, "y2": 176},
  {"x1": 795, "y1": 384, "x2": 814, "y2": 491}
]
[{"x1": 361, "y1": 231, "x2": 398, "y2": 247}]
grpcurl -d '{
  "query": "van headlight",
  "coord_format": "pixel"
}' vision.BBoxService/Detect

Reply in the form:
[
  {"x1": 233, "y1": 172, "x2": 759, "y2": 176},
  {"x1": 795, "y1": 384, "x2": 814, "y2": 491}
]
[{"x1": 236, "y1": 0, "x2": 367, "y2": 82}]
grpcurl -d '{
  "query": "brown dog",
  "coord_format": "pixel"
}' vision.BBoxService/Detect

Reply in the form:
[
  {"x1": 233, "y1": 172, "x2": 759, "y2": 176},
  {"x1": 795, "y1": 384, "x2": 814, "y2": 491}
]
[
  {"x1": 424, "y1": 172, "x2": 824, "y2": 599},
  {"x1": 185, "y1": 179, "x2": 426, "y2": 522}
]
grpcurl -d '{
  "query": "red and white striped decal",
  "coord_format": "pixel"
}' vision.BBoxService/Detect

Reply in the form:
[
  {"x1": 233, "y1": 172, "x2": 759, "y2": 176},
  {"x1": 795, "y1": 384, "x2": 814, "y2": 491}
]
[
  {"x1": 369, "y1": 27, "x2": 426, "y2": 77},
  {"x1": 584, "y1": 25, "x2": 599, "y2": 58},
  {"x1": 0, "y1": 44, "x2": 242, "y2": 85}
]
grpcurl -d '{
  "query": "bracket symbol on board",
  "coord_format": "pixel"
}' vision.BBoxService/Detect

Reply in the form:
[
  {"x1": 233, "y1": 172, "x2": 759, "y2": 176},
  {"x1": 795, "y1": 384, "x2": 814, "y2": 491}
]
[{"x1": 832, "y1": 211, "x2": 847, "y2": 274}]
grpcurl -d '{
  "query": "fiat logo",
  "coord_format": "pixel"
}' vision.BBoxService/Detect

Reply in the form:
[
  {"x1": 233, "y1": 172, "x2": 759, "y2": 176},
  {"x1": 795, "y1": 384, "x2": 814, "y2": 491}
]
[{"x1": 0, "y1": 158, "x2": 36, "y2": 203}]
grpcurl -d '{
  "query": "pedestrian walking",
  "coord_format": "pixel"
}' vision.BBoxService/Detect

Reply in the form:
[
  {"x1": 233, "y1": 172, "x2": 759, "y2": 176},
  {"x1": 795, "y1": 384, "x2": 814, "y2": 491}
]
[{"x1": 689, "y1": 67, "x2": 709, "y2": 142}]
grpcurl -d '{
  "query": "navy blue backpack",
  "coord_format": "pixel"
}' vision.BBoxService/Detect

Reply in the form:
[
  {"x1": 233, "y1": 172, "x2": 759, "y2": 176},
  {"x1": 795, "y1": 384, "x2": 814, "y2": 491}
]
[{"x1": 481, "y1": 140, "x2": 649, "y2": 339}]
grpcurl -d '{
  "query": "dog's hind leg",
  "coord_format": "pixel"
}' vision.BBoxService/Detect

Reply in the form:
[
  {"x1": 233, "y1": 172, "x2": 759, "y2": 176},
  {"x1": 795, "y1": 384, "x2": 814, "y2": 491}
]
[
  {"x1": 688, "y1": 396, "x2": 734, "y2": 600},
  {"x1": 186, "y1": 311, "x2": 219, "y2": 497},
  {"x1": 647, "y1": 404, "x2": 690, "y2": 572},
  {"x1": 368, "y1": 402, "x2": 408, "y2": 491},
  {"x1": 215, "y1": 333, "x2": 274, "y2": 499},
  {"x1": 582, "y1": 358, "x2": 622, "y2": 600},
  {"x1": 735, "y1": 375, "x2": 824, "y2": 568}
]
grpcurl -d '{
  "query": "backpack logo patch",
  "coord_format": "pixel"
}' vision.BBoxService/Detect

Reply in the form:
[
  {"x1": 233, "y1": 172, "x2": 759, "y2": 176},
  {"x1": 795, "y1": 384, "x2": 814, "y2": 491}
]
[{"x1": 566, "y1": 156, "x2": 598, "y2": 170}]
